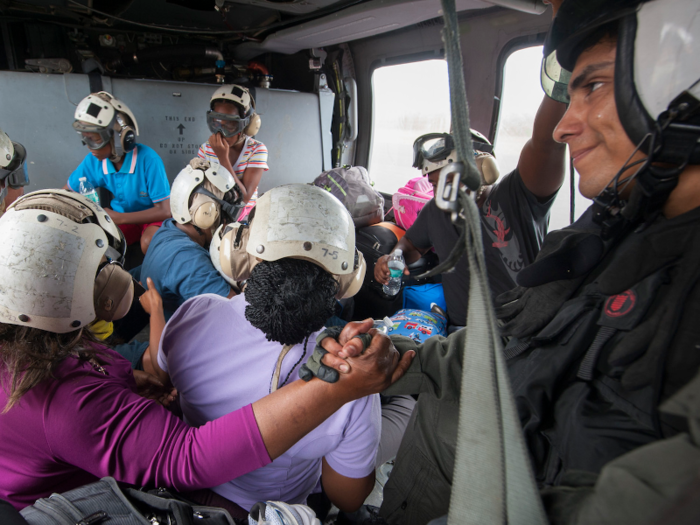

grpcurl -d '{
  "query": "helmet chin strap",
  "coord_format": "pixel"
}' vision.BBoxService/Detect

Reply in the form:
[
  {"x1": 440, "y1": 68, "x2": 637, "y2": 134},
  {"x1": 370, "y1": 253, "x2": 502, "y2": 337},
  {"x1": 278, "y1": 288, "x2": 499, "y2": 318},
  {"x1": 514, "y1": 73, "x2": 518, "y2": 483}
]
[
  {"x1": 194, "y1": 185, "x2": 245, "y2": 224},
  {"x1": 593, "y1": 106, "x2": 700, "y2": 240},
  {"x1": 109, "y1": 135, "x2": 125, "y2": 164}
]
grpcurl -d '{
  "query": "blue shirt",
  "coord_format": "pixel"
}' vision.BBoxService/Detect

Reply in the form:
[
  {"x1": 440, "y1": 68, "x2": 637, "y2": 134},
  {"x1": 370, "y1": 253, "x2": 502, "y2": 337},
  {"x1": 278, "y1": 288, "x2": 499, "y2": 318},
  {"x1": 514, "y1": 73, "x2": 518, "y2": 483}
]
[
  {"x1": 140, "y1": 219, "x2": 231, "y2": 319},
  {"x1": 68, "y1": 144, "x2": 170, "y2": 213}
]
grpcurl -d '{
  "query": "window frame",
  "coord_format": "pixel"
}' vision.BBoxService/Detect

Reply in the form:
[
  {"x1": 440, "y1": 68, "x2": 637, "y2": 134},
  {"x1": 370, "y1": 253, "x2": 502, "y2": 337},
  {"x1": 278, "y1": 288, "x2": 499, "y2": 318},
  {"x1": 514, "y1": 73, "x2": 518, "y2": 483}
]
[
  {"x1": 488, "y1": 33, "x2": 547, "y2": 143},
  {"x1": 366, "y1": 50, "x2": 445, "y2": 194}
]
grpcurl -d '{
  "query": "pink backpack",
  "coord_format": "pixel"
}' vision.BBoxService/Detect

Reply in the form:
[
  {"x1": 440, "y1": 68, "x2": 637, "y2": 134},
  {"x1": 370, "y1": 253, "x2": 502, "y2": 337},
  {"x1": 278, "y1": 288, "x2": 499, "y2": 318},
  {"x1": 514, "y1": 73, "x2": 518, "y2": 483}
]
[{"x1": 391, "y1": 177, "x2": 433, "y2": 231}]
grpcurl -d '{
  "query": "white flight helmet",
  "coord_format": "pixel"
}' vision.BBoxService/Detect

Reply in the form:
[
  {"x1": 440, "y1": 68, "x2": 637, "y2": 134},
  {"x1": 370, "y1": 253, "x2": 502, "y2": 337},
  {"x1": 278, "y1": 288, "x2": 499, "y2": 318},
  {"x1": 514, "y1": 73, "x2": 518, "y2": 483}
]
[
  {"x1": 0, "y1": 189, "x2": 133, "y2": 333},
  {"x1": 73, "y1": 92, "x2": 140, "y2": 160},
  {"x1": 170, "y1": 158, "x2": 240, "y2": 230},
  {"x1": 210, "y1": 222, "x2": 252, "y2": 287},
  {"x1": 215, "y1": 184, "x2": 366, "y2": 298},
  {"x1": 543, "y1": 0, "x2": 700, "y2": 227},
  {"x1": 0, "y1": 129, "x2": 14, "y2": 171},
  {"x1": 413, "y1": 130, "x2": 500, "y2": 185},
  {"x1": 208, "y1": 84, "x2": 262, "y2": 138}
]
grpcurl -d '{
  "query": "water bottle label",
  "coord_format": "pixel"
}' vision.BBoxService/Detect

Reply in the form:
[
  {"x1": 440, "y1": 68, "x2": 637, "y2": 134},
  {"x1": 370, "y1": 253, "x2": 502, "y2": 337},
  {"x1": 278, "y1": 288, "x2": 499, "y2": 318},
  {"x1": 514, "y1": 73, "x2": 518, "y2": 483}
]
[{"x1": 389, "y1": 268, "x2": 403, "y2": 278}]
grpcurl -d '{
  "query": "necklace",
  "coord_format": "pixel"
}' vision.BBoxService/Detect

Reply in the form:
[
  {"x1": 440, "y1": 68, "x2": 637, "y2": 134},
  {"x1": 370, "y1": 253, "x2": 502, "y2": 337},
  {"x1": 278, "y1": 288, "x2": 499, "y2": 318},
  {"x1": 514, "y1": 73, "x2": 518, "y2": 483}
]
[{"x1": 89, "y1": 358, "x2": 107, "y2": 375}]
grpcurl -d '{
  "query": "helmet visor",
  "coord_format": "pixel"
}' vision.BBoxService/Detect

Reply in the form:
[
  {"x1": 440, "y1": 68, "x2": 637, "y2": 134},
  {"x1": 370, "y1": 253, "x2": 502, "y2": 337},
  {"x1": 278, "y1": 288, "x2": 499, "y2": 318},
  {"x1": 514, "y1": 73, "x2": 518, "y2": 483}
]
[
  {"x1": 73, "y1": 121, "x2": 113, "y2": 150},
  {"x1": 413, "y1": 133, "x2": 454, "y2": 169},
  {"x1": 0, "y1": 142, "x2": 29, "y2": 188},
  {"x1": 206, "y1": 110, "x2": 250, "y2": 138},
  {"x1": 541, "y1": 52, "x2": 572, "y2": 104}
]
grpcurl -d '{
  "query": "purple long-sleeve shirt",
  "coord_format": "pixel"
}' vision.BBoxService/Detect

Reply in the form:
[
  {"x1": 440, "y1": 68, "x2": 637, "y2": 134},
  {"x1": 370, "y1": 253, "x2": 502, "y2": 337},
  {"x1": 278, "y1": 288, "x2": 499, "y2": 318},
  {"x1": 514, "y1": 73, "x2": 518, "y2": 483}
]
[{"x1": 0, "y1": 347, "x2": 271, "y2": 509}]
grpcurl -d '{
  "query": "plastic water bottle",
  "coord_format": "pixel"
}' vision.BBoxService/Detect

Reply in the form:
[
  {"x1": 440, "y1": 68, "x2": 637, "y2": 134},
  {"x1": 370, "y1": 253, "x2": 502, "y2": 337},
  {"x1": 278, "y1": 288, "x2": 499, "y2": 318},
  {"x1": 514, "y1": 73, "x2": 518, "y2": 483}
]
[
  {"x1": 78, "y1": 177, "x2": 100, "y2": 205},
  {"x1": 373, "y1": 316, "x2": 394, "y2": 334},
  {"x1": 382, "y1": 249, "x2": 405, "y2": 296}
]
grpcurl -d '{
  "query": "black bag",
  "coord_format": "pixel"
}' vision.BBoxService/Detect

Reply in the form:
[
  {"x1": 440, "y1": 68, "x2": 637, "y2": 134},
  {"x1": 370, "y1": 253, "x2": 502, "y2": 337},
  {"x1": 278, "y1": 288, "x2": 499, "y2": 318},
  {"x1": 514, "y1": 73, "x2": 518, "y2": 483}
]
[
  {"x1": 20, "y1": 477, "x2": 235, "y2": 525},
  {"x1": 353, "y1": 222, "x2": 439, "y2": 320}
]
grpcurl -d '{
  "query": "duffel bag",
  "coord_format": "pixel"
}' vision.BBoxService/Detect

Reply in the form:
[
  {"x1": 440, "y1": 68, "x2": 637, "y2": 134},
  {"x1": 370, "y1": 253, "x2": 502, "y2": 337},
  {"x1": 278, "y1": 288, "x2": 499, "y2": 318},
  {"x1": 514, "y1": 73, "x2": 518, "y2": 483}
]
[
  {"x1": 313, "y1": 166, "x2": 384, "y2": 228},
  {"x1": 20, "y1": 477, "x2": 235, "y2": 525},
  {"x1": 391, "y1": 176, "x2": 433, "y2": 231}
]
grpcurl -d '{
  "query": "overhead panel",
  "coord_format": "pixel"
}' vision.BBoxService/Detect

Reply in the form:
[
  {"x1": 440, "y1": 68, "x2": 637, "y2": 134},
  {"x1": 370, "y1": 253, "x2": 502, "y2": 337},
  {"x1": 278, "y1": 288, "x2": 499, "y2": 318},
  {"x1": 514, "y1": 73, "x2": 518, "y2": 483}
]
[
  {"x1": 226, "y1": 0, "x2": 342, "y2": 15},
  {"x1": 234, "y1": 0, "x2": 492, "y2": 59}
]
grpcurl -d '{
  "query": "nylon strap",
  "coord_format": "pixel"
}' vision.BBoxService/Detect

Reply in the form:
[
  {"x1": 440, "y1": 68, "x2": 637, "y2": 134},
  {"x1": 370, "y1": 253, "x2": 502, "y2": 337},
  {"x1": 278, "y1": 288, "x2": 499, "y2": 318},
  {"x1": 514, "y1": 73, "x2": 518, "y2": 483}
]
[
  {"x1": 440, "y1": 1, "x2": 548, "y2": 523},
  {"x1": 270, "y1": 344, "x2": 294, "y2": 393}
]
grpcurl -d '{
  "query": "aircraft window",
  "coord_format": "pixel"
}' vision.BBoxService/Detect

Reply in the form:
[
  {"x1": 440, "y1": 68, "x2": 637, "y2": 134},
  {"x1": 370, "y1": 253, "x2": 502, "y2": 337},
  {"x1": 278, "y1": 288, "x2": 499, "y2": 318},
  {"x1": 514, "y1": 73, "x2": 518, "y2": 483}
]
[
  {"x1": 369, "y1": 60, "x2": 451, "y2": 194},
  {"x1": 494, "y1": 45, "x2": 589, "y2": 229}
]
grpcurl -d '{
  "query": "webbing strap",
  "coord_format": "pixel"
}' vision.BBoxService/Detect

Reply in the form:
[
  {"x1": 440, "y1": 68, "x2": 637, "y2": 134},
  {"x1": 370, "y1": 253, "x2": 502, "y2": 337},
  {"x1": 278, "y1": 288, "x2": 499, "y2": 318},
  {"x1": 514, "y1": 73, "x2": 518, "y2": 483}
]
[
  {"x1": 577, "y1": 326, "x2": 617, "y2": 381},
  {"x1": 271, "y1": 344, "x2": 294, "y2": 393},
  {"x1": 440, "y1": 1, "x2": 548, "y2": 524}
]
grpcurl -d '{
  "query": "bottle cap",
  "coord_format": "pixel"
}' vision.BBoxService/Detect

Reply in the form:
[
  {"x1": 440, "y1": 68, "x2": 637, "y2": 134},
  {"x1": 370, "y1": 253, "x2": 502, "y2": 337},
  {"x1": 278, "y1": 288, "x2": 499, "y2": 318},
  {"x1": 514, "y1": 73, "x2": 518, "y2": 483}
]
[
  {"x1": 394, "y1": 249, "x2": 403, "y2": 256},
  {"x1": 79, "y1": 177, "x2": 86, "y2": 181}
]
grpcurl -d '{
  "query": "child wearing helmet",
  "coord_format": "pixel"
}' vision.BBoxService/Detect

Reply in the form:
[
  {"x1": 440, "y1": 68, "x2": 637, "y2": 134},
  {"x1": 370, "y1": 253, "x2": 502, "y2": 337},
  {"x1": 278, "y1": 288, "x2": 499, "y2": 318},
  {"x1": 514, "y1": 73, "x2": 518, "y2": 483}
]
[
  {"x1": 198, "y1": 85, "x2": 268, "y2": 221},
  {"x1": 66, "y1": 91, "x2": 171, "y2": 254},
  {"x1": 145, "y1": 184, "x2": 379, "y2": 517},
  {"x1": 0, "y1": 189, "x2": 413, "y2": 511},
  {"x1": 139, "y1": 158, "x2": 240, "y2": 320}
]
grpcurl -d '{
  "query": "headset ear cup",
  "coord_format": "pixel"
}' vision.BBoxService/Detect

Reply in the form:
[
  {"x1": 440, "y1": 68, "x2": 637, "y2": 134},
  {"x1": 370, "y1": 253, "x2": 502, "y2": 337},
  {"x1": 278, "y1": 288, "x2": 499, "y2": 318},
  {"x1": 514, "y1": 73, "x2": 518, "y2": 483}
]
[
  {"x1": 121, "y1": 127, "x2": 136, "y2": 152},
  {"x1": 94, "y1": 264, "x2": 135, "y2": 322},
  {"x1": 476, "y1": 153, "x2": 500, "y2": 186},
  {"x1": 192, "y1": 201, "x2": 219, "y2": 230},
  {"x1": 243, "y1": 113, "x2": 261, "y2": 137}
]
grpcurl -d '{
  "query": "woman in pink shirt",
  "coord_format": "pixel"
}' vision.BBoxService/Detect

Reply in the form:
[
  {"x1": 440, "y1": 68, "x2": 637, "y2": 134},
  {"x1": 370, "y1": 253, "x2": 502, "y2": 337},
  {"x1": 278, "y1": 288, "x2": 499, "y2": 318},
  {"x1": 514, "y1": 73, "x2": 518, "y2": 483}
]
[{"x1": 0, "y1": 189, "x2": 413, "y2": 510}]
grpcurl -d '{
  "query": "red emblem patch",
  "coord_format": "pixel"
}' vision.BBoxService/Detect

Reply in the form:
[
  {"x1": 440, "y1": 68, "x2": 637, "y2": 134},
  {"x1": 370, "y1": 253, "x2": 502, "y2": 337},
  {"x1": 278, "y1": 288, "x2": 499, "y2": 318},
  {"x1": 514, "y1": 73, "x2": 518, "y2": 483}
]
[{"x1": 604, "y1": 290, "x2": 636, "y2": 317}]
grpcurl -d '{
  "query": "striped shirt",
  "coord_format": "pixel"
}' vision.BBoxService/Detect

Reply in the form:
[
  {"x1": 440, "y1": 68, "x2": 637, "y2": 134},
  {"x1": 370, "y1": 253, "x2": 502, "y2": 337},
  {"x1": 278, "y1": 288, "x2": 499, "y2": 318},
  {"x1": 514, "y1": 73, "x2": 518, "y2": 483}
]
[{"x1": 197, "y1": 137, "x2": 269, "y2": 219}]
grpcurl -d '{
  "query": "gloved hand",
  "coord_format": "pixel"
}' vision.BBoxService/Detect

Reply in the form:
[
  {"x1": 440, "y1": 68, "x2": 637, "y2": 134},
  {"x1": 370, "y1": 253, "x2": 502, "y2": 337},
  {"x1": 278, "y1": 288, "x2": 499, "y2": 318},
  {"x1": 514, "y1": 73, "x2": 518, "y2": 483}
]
[
  {"x1": 299, "y1": 326, "x2": 373, "y2": 383},
  {"x1": 299, "y1": 326, "x2": 344, "y2": 383}
]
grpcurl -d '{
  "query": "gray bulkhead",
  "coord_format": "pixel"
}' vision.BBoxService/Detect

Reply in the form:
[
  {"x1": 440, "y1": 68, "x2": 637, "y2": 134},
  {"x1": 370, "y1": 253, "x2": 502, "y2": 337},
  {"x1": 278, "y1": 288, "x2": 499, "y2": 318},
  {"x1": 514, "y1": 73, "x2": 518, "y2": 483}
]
[{"x1": 0, "y1": 72, "x2": 328, "y2": 192}]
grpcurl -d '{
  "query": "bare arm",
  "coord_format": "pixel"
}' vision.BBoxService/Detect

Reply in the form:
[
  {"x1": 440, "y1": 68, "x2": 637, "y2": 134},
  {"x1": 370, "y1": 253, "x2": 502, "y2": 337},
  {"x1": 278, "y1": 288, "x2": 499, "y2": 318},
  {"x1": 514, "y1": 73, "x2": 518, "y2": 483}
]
[
  {"x1": 321, "y1": 458, "x2": 375, "y2": 512},
  {"x1": 517, "y1": 95, "x2": 568, "y2": 198},
  {"x1": 237, "y1": 167, "x2": 264, "y2": 203},
  {"x1": 4, "y1": 187, "x2": 23, "y2": 208},
  {"x1": 139, "y1": 277, "x2": 169, "y2": 384},
  {"x1": 106, "y1": 199, "x2": 172, "y2": 225},
  {"x1": 374, "y1": 236, "x2": 427, "y2": 285},
  {"x1": 517, "y1": 1, "x2": 567, "y2": 199},
  {"x1": 209, "y1": 133, "x2": 264, "y2": 203}
]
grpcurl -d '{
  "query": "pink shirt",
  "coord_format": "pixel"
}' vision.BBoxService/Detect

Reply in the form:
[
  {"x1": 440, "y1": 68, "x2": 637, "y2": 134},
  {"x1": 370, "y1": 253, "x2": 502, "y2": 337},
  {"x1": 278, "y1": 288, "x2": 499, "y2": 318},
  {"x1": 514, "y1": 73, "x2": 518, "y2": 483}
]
[
  {"x1": 159, "y1": 294, "x2": 381, "y2": 510},
  {"x1": 0, "y1": 347, "x2": 270, "y2": 509}
]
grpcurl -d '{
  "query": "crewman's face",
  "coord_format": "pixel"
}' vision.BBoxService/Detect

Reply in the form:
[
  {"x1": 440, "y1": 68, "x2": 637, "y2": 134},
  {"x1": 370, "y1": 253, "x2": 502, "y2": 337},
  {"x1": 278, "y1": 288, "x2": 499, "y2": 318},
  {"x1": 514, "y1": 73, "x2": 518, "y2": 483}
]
[
  {"x1": 427, "y1": 169, "x2": 457, "y2": 195},
  {"x1": 83, "y1": 134, "x2": 112, "y2": 161},
  {"x1": 213, "y1": 102, "x2": 243, "y2": 147},
  {"x1": 553, "y1": 39, "x2": 645, "y2": 199}
]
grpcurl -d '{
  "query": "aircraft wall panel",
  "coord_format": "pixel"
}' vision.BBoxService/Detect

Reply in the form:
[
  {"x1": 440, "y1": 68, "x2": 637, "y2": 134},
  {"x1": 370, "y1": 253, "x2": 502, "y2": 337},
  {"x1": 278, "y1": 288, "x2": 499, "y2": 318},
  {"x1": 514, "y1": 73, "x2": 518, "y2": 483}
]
[{"x1": 0, "y1": 71, "x2": 325, "y2": 195}]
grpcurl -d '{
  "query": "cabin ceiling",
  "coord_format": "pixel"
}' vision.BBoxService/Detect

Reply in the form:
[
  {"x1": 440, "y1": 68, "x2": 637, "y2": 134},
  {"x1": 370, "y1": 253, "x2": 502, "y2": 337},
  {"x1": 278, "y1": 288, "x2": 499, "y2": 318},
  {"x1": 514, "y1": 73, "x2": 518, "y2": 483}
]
[{"x1": 3, "y1": 0, "x2": 543, "y2": 46}]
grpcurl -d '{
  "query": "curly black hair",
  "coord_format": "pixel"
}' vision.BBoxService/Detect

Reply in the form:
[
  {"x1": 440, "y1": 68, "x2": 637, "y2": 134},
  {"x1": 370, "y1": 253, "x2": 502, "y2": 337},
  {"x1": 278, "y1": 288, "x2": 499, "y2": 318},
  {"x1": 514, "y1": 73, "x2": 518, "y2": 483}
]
[{"x1": 245, "y1": 258, "x2": 339, "y2": 345}]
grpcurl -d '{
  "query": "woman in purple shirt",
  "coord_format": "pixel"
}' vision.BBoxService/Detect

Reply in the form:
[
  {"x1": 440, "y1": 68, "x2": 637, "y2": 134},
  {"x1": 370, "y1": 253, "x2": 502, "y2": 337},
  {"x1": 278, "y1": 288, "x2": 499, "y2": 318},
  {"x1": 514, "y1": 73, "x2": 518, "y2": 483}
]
[{"x1": 0, "y1": 190, "x2": 413, "y2": 510}]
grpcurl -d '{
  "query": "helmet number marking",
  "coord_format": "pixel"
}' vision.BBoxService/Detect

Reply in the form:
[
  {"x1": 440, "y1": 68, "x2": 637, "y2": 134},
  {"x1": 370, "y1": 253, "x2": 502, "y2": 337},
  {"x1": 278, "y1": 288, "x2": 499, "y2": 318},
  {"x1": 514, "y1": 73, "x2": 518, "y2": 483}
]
[
  {"x1": 322, "y1": 248, "x2": 338, "y2": 260},
  {"x1": 53, "y1": 217, "x2": 80, "y2": 235}
]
